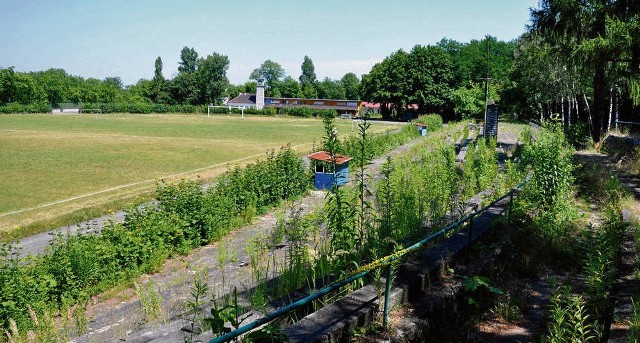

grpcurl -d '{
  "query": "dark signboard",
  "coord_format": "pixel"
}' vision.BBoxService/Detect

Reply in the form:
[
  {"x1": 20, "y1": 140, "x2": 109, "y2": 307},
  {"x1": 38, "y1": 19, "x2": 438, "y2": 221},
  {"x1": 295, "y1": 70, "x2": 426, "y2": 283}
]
[{"x1": 485, "y1": 104, "x2": 499, "y2": 140}]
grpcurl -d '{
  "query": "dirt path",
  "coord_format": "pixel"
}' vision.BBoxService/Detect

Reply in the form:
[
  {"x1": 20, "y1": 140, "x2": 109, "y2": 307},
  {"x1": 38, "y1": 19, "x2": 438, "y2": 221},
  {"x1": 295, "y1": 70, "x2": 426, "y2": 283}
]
[{"x1": 575, "y1": 151, "x2": 640, "y2": 343}]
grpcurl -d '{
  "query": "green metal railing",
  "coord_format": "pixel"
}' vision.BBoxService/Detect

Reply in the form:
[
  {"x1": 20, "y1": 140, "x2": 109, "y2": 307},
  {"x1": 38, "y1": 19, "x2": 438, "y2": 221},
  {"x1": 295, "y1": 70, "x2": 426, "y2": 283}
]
[{"x1": 209, "y1": 175, "x2": 530, "y2": 343}]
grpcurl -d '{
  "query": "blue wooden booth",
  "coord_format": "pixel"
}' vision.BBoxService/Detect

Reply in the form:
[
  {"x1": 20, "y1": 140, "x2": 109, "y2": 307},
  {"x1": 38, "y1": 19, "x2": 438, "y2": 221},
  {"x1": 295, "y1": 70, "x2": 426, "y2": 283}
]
[
  {"x1": 415, "y1": 123, "x2": 428, "y2": 136},
  {"x1": 308, "y1": 151, "x2": 351, "y2": 190}
]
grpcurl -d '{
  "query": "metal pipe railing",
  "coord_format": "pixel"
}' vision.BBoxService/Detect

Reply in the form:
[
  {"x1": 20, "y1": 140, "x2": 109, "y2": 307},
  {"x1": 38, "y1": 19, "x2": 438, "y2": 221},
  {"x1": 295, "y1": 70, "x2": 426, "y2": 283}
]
[{"x1": 209, "y1": 175, "x2": 531, "y2": 343}]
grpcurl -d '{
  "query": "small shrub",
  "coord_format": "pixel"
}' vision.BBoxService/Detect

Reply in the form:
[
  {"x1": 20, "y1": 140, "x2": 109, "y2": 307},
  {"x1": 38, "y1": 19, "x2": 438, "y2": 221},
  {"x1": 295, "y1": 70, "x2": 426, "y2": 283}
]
[
  {"x1": 414, "y1": 113, "x2": 443, "y2": 131},
  {"x1": 278, "y1": 107, "x2": 337, "y2": 118}
]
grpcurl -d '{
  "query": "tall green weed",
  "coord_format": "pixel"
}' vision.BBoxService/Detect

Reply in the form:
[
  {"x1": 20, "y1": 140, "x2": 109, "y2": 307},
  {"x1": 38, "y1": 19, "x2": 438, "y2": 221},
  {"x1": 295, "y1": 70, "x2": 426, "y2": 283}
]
[{"x1": 519, "y1": 123, "x2": 576, "y2": 237}]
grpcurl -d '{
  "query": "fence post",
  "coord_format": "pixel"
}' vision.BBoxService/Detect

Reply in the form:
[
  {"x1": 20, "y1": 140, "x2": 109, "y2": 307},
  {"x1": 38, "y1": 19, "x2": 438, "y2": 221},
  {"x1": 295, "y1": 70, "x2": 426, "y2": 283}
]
[
  {"x1": 383, "y1": 265, "x2": 392, "y2": 329},
  {"x1": 467, "y1": 215, "x2": 474, "y2": 249},
  {"x1": 508, "y1": 191, "x2": 514, "y2": 220}
]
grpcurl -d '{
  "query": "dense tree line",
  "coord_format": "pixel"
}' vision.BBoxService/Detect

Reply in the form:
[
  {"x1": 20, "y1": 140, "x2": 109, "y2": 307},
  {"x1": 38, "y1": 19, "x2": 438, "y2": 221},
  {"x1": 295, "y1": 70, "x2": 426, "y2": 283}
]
[
  {"x1": 0, "y1": 67, "x2": 129, "y2": 107},
  {"x1": 0, "y1": 47, "x2": 231, "y2": 108},
  {"x1": 4, "y1": 6, "x2": 638, "y2": 138},
  {"x1": 245, "y1": 56, "x2": 361, "y2": 100},
  {"x1": 0, "y1": 41, "x2": 513, "y2": 119},
  {"x1": 360, "y1": 0, "x2": 639, "y2": 137},
  {"x1": 360, "y1": 38, "x2": 516, "y2": 120},
  {"x1": 505, "y1": 0, "x2": 640, "y2": 143},
  {"x1": 0, "y1": 51, "x2": 363, "y2": 111}
]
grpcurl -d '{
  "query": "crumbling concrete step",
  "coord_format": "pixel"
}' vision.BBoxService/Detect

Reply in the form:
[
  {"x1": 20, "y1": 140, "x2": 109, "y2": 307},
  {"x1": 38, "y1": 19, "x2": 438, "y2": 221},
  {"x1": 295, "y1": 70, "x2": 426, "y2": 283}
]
[
  {"x1": 607, "y1": 216, "x2": 640, "y2": 343},
  {"x1": 285, "y1": 197, "x2": 508, "y2": 342},
  {"x1": 455, "y1": 138, "x2": 473, "y2": 162}
]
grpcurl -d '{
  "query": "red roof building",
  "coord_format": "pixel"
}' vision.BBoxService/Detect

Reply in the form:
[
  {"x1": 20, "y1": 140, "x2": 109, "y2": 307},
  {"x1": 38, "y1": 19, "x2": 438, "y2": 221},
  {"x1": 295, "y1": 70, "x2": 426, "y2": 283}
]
[{"x1": 307, "y1": 151, "x2": 351, "y2": 165}]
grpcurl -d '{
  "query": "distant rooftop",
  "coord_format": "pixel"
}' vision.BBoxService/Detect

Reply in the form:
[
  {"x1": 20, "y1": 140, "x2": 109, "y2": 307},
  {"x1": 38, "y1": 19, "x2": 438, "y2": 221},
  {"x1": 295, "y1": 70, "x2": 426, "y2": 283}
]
[{"x1": 227, "y1": 93, "x2": 256, "y2": 104}]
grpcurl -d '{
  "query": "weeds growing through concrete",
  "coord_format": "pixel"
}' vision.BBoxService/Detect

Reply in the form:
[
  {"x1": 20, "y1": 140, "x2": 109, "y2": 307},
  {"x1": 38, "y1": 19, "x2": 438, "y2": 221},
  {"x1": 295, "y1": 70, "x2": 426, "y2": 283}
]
[{"x1": 135, "y1": 280, "x2": 163, "y2": 323}]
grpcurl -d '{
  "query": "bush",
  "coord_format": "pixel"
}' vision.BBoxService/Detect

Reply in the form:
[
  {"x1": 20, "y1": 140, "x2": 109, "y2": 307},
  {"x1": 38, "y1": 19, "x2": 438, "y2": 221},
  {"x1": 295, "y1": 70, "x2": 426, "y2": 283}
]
[
  {"x1": 520, "y1": 123, "x2": 575, "y2": 214},
  {"x1": 414, "y1": 114, "x2": 443, "y2": 131},
  {"x1": 278, "y1": 107, "x2": 337, "y2": 118},
  {"x1": 0, "y1": 102, "x2": 51, "y2": 114},
  {"x1": 511, "y1": 123, "x2": 579, "y2": 263}
]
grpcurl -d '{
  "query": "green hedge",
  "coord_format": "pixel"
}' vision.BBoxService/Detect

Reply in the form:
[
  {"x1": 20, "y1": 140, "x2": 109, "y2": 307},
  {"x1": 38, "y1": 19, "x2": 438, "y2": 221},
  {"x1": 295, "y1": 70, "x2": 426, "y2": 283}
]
[
  {"x1": 0, "y1": 146, "x2": 309, "y2": 332},
  {"x1": 278, "y1": 107, "x2": 338, "y2": 118},
  {"x1": 0, "y1": 103, "x2": 347, "y2": 117},
  {"x1": 0, "y1": 102, "x2": 51, "y2": 114},
  {"x1": 414, "y1": 113, "x2": 443, "y2": 131},
  {"x1": 81, "y1": 103, "x2": 208, "y2": 114}
]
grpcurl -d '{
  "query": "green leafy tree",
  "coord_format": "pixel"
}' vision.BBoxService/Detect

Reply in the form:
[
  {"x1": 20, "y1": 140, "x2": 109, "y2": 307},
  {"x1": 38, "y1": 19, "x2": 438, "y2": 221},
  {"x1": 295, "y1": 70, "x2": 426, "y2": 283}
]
[
  {"x1": 80, "y1": 78, "x2": 102, "y2": 103},
  {"x1": 32, "y1": 68, "x2": 69, "y2": 106},
  {"x1": 302, "y1": 84, "x2": 318, "y2": 99},
  {"x1": 361, "y1": 49, "x2": 411, "y2": 119},
  {"x1": 2, "y1": 67, "x2": 47, "y2": 105},
  {"x1": 153, "y1": 57, "x2": 164, "y2": 81},
  {"x1": 178, "y1": 46, "x2": 199, "y2": 74},
  {"x1": 104, "y1": 76, "x2": 123, "y2": 90},
  {"x1": 451, "y1": 82, "x2": 486, "y2": 120},
  {"x1": 242, "y1": 81, "x2": 257, "y2": 94},
  {"x1": 98, "y1": 78, "x2": 121, "y2": 103},
  {"x1": 438, "y1": 37, "x2": 515, "y2": 88},
  {"x1": 278, "y1": 76, "x2": 303, "y2": 98},
  {"x1": 169, "y1": 72, "x2": 200, "y2": 104},
  {"x1": 341, "y1": 72, "x2": 360, "y2": 100},
  {"x1": 13, "y1": 73, "x2": 45, "y2": 104},
  {"x1": 299, "y1": 55, "x2": 317, "y2": 90},
  {"x1": 249, "y1": 60, "x2": 285, "y2": 95},
  {"x1": 408, "y1": 44, "x2": 454, "y2": 113},
  {"x1": 126, "y1": 79, "x2": 154, "y2": 103},
  {"x1": 150, "y1": 57, "x2": 167, "y2": 103},
  {"x1": 198, "y1": 52, "x2": 230, "y2": 105},
  {"x1": 452, "y1": 81, "x2": 502, "y2": 120},
  {"x1": 316, "y1": 77, "x2": 345, "y2": 99},
  {"x1": 0, "y1": 67, "x2": 16, "y2": 104},
  {"x1": 530, "y1": 0, "x2": 640, "y2": 142}
]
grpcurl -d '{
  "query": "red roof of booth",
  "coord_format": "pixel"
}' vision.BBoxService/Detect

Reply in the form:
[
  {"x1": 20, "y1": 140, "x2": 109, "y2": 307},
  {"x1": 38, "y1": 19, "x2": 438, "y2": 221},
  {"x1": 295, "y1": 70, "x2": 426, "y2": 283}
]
[{"x1": 308, "y1": 151, "x2": 351, "y2": 165}]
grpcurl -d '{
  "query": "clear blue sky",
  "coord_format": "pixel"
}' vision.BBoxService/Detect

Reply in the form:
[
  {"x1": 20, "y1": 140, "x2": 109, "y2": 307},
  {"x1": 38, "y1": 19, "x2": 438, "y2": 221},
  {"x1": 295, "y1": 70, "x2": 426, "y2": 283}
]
[{"x1": 0, "y1": 0, "x2": 538, "y2": 85}]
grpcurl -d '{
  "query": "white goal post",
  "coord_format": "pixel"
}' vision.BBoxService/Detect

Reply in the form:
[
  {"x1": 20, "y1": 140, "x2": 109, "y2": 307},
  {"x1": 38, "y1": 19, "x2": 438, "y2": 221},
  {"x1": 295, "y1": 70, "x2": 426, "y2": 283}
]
[{"x1": 207, "y1": 105, "x2": 246, "y2": 118}]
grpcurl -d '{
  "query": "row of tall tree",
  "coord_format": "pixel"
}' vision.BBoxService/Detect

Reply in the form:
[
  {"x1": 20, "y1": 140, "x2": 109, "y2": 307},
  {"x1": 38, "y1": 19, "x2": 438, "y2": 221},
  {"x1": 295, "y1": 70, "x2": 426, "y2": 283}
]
[
  {"x1": 0, "y1": 47, "x2": 231, "y2": 107},
  {"x1": 0, "y1": 51, "x2": 361, "y2": 107},
  {"x1": 360, "y1": 37, "x2": 516, "y2": 120},
  {"x1": 505, "y1": 0, "x2": 640, "y2": 142},
  {"x1": 0, "y1": 67, "x2": 128, "y2": 106},
  {"x1": 4, "y1": 3, "x2": 638, "y2": 142},
  {"x1": 0, "y1": 41, "x2": 514, "y2": 118},
  {"x1": 240, "y1": 56, "x2": 361, "y2": 100}
]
